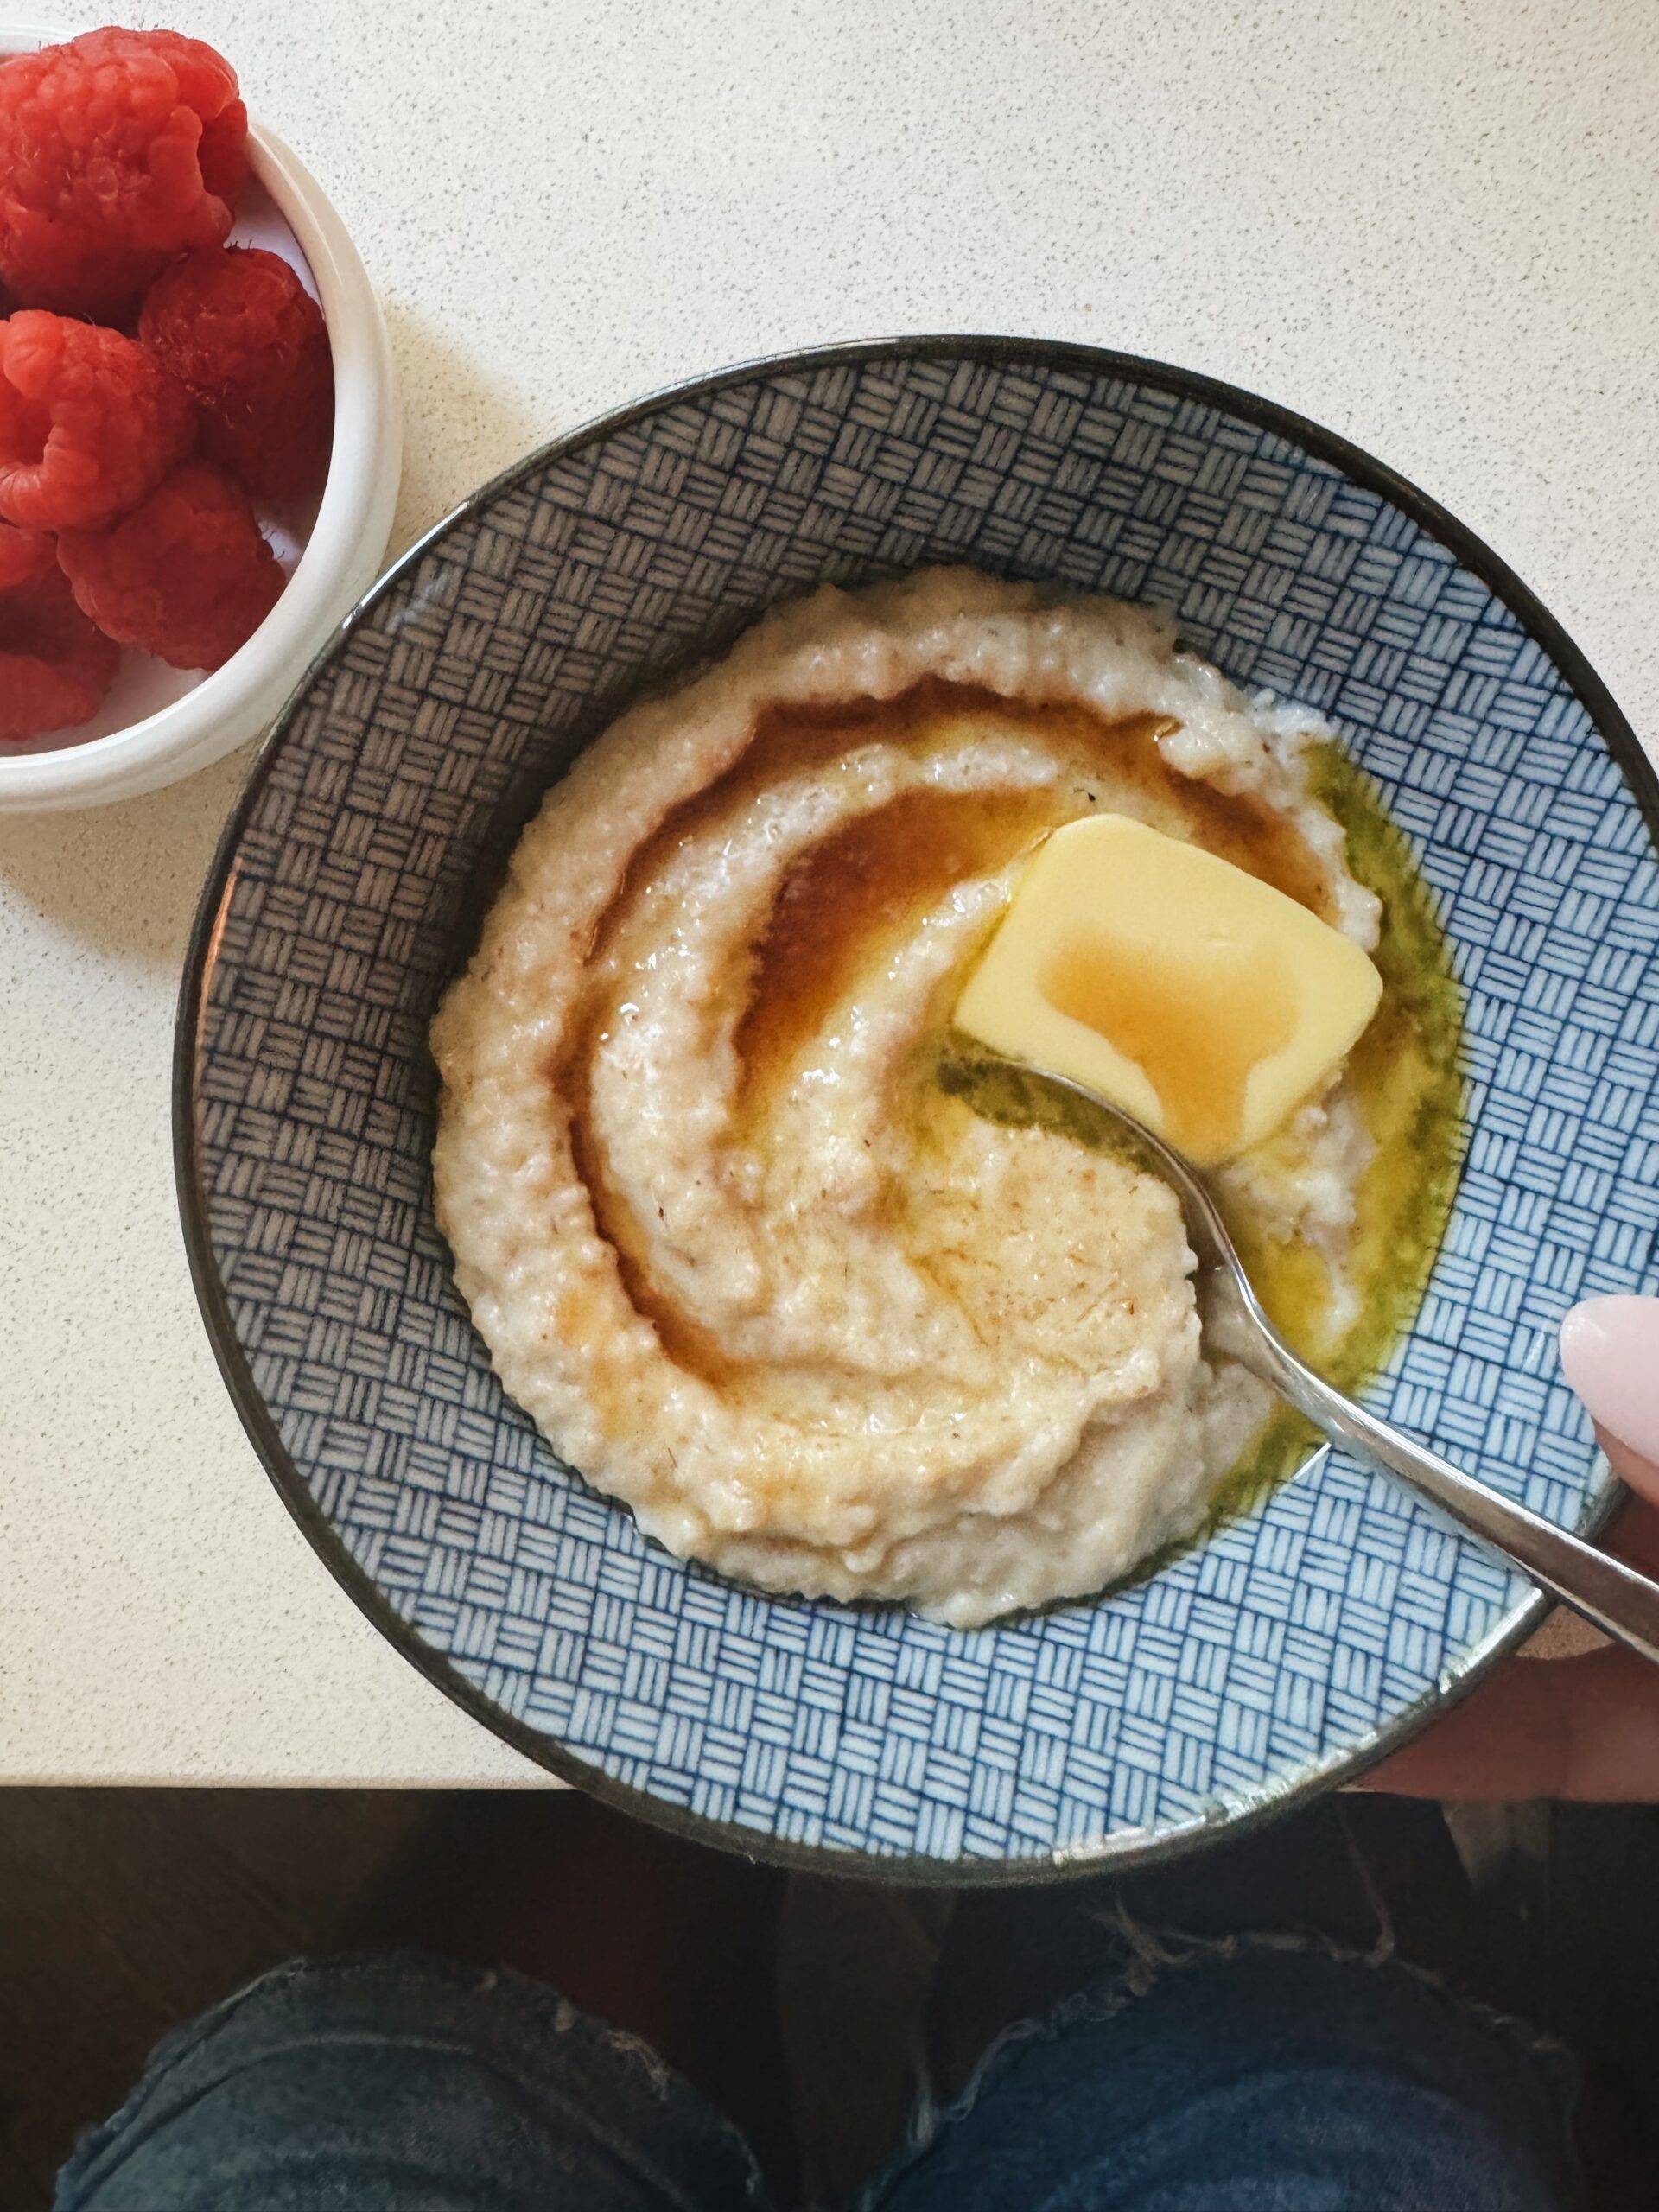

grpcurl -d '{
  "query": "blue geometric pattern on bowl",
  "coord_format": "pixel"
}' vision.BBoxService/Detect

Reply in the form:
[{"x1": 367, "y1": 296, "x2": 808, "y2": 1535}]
[{"x1": 177, "y1": 340, "x2": 1659, "y2": 1874}]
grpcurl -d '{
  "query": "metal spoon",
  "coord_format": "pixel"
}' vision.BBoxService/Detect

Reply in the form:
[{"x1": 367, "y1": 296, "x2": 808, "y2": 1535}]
[{"x1": 1038, "y1": 1070, "x2": 1659, "y2": 1668}]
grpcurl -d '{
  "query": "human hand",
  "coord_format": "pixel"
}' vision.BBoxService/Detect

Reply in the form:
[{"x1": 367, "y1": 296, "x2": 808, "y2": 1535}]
[{"x1": 1370, "y1": 1295, "x2": 1659, "y2": 1800}]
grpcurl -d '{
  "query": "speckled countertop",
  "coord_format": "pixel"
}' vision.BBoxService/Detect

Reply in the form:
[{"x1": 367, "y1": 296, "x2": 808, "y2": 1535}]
[{"x1": 2, "y1": 0, "x2": 1656, "y2": 1783}]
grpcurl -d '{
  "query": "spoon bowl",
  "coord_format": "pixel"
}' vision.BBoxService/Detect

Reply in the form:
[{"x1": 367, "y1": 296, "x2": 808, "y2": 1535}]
[{"x1": 1033, "y1": 1067, "x2": 1659, "y2": 1670}]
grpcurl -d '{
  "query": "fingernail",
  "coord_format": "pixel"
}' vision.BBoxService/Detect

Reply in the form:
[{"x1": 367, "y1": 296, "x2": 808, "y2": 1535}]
[{"x1": 1559, "y1": 1295, "x2": 1659, "y2": 1462}]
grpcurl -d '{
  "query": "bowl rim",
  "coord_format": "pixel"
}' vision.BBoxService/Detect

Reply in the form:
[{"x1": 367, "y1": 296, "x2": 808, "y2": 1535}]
[
  {"x1": 175, "y1": 334, "x2": 1650, "y2": 1881},
  {"x1": 0, "y1": 23, "x2": 401, "y2": 810}
]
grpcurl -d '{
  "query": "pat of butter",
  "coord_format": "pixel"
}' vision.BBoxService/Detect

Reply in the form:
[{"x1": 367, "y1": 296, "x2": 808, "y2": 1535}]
[{"x1": 954, "y1": 814, "x2": 1382, "y2": 1166}]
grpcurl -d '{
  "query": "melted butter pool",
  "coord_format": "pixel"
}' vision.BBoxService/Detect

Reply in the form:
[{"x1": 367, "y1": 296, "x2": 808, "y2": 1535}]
[{"x1": 938, "y1": 738, "x2": 1466, "y2": 1548}]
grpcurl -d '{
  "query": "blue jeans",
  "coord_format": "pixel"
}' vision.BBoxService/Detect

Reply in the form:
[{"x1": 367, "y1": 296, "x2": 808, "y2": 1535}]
[{"x1": 56, "y1": 1942, "x2": 1576, "y2": 2210}]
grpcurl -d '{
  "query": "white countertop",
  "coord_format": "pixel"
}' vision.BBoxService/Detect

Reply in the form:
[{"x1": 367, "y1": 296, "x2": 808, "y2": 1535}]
[{"x1": 3, "y1": 0, "x2": 1656, "y2": 1785}]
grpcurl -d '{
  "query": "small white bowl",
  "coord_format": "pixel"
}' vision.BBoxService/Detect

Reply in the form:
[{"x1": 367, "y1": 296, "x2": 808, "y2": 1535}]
[{"x1": 0, "y1": 24, "x2": 401, "y2": 812}]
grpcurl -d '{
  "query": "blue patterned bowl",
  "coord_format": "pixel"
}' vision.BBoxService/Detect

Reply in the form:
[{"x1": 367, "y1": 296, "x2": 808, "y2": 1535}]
[{"x1": 176, "y1": 339, "x2": 1659, "y2": 1878}]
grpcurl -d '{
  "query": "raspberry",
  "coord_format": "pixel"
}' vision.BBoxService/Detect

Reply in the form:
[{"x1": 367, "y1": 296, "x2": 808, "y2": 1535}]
[
  {"x1": 141, "y1": 247, "x2": 333, "y2": 502},
  {"x1": 0, "y1": 540, "x2": 119, "y2": 740},
  {"x1": 0, "y1": 312, "x2": 195, "y2": 531},
  {"x1": 60, "y1": 459, "x2": 283, "y2": 671},
  {"x1": 0, "y1": 517, "x2": 54, "y2": 589},
  {"x1": 0, "y1": 29, "x2": 247, "y2": 318}
]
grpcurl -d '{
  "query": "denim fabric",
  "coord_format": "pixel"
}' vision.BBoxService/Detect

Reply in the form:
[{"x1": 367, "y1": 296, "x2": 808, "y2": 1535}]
[
  {"x1": 54, "y1": 1952, "x2": 765, "y2": 2211},
  {"x1": 871, "y1": 1938, "x2": 1578, "y2": 2212},
  {"x1": 56, "y1": 1942, "x2": 1575, "y2": 2211}
]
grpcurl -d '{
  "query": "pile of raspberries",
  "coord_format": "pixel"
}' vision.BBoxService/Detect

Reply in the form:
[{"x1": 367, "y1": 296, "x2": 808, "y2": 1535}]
[{"x1": 0, "y1": 28, "x2": 334, "y2": 742}]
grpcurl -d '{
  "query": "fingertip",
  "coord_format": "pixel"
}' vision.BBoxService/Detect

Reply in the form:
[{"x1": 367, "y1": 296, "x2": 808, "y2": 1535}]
[{"x1": 1560, "y1": 1294, "x2": 1659, "y2": 1473}]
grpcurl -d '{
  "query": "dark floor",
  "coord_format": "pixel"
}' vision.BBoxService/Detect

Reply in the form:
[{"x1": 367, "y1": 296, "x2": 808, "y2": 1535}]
[{"x1": 2, "y1": 1787, "x2": 1656, "y2": 2209}]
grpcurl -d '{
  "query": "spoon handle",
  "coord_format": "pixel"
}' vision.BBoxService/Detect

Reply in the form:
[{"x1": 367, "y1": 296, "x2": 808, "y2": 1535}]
[{"x1": 1236, "y1": 1310, "x2": 1659, "y2": 1669}]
